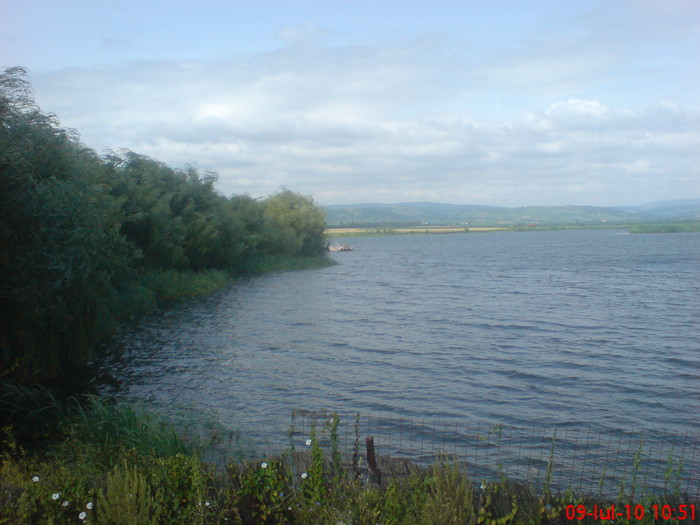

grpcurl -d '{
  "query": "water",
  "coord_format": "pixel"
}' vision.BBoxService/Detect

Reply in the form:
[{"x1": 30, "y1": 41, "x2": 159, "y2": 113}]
[{"x1": 101, "y1": 229, "x2": 700, "y2": 491}]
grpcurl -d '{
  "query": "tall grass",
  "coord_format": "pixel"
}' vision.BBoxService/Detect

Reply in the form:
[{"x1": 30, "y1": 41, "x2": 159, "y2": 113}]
[
  {"x1": 246, "y1": 254, "x2": 337, "y2": 273},
  {"x1": 57, "y1": 396, "x2": 193, "y2": 466},
  {"x1": 0, "y1": 382, "x2": 66, "y2": 447},
  {"x1": 0, "y1": 384, "x2": 194, "y2": 468},
  {"x1": 2, "y1": 407, "x2": 698, "y2": 524}
]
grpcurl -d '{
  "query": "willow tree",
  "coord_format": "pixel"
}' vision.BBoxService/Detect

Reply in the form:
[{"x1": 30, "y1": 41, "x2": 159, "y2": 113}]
[
  {"x1": 262, "y1": 189, "x2": 328, "y2": 256},
  {"x1": 0, "y1": 67, "x2": 133, "y2": 382}
]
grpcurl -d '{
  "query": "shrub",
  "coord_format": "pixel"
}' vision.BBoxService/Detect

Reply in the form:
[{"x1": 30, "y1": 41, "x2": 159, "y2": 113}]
[{"x1": 98, "y1": 460, "x2": 154, "y2": 525}]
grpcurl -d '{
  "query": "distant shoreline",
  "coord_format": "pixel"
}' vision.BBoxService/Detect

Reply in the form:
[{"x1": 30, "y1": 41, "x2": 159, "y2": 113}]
[
  {"x1": 326, "y1": 226, "x2": 508, "y2": 236},
  {"x1": 327, "y1": 221, "x2": 700, "y2": 237}
]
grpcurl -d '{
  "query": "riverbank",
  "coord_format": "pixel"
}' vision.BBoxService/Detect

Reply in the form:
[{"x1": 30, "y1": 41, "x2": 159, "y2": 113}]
[
  {"x1": 327, "y1": 221, "x2": 700, "y2": 237},
  {"x1": 1, "y1": 398, "x2": 696, "y2": 524},
  {"x1": 326, "y1": 226, "x2": 508, "y2": 237},
  {"x1": 103, "y1": 256, "x2": 336, "y2": 328},
  {"x1": 628, "y1": 222, "x2": 700, "y2": 233}
]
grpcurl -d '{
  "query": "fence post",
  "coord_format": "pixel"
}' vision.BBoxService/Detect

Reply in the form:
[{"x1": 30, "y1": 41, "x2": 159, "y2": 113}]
[{"x1": 366, "y1": 436, "x2": 382, "y2": 485}]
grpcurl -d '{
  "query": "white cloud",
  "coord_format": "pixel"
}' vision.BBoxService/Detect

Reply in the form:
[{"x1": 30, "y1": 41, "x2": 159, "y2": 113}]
[{"x1": 25, "y1": 22, "x2": 699, "y2": 207}]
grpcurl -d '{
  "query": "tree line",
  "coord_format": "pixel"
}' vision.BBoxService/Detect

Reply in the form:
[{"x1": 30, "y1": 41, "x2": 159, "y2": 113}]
[{"x1": 0, "y1": 67, "x2": 328, "y2": 385}]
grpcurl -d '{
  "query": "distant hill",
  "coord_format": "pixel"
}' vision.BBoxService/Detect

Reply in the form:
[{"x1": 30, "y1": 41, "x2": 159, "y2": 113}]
[
  {"x1": 324, "y1": 199, "x2": 700, "y2": 227},
  {"x1": 613, "y1": 199, "x2": 700, "y2": 219}
]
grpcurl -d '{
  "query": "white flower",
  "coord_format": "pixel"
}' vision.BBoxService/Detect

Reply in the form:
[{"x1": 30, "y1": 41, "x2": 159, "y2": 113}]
[
  {"x1": 52, "y1": 493, "x2": 60, "y2": 500},
  {"x1": 261, "y1": 462, "x2": 268, "y2": 469},
  {"x1": 32, "y1": 476, "x2": 40, "y2": 483},
  {"x1": 301, "y1": 472, "x2": 308, "y2": 479},
  {"x1": 480, "y1": 482, "x2": 487, "y2": 490},
  {"x1": 79, "y1": 512, "x2": 86, "y2": 520},
  {"x1": 205, "y1": 501, "x2": 210, "y2": 507},
  {"x1": 62, "y1": 500, "x2": 69, "y2": 507},
  {"x1": 86, "y1": 502, "x2": 93, "y2": 510},
  {"x1": 305, "y1": 439, "x2": 312, "y2": 446}
]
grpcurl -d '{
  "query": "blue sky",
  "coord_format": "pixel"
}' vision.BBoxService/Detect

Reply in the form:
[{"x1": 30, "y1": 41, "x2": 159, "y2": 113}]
[{"x1": 2, "y1": 0, "x2": 699, "y2": 206}]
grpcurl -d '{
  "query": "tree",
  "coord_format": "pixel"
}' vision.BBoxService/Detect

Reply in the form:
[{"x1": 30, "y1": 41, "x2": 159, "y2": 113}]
[
  {"x1": 0, "y1": 67, "x2": 133, "y2": 381},
  {"x1": 0, "y1": 68, "x2": 330, "y2": 384},
  {"x1": 262, "y1": 189, "x2": 327, "y2": 256}
]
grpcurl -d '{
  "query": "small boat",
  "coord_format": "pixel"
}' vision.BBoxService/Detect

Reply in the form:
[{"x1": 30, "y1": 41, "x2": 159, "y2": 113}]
[{"x1": 328, "y1": 242, "x2": 354, "y2": 252}]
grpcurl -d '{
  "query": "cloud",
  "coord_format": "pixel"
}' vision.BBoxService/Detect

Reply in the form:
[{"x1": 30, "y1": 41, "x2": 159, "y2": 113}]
[{"x1": 29, "y1": 33, "x2": 699, "y2": 206}]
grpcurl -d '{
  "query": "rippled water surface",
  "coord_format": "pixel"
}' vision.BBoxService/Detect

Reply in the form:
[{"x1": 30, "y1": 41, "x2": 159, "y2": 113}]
[{"x1": 104, "y1": 230, "x2": 700, "y2": 453}]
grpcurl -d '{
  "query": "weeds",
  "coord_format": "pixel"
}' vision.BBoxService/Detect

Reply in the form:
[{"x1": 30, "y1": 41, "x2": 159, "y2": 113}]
[
  {"x1": 1, "y1": 409, "x2": 698, "y2": 524},
  {"x1": 423, "y1": 457, "x2": 476, "y2": 524},
  {"x1": 57, "y1": 396, "x2": 193, "y2": 467},
  {"x1": 98, "y1": 460, "x2": 153, "y2": 525}
]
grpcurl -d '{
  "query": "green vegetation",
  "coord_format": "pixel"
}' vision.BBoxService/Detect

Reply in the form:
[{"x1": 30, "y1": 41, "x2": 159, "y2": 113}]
[
  {"x1": 628, "y1": 222, "x2": 700, "y2": 233},
  {"x1": 1, "y1": 401, "x2": 695, "y2": 524},
  {"x1": 0, "y1": 67, "x2": 331, "y2": 386},
  {"x1": 324, "y1": 201, "x2": 700, "y2": 228},
  {"x1": 3, "y1": 66, "x2": 698, "y2": 522},
  {"x1": 329, "y1": 220, "x2": 700, "y2": 238}
]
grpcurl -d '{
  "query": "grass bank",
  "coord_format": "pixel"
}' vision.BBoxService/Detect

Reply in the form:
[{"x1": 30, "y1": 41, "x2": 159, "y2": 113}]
[
  {"x1": 246, "y1": 254, "x2": 337, "y2": 273},
  {"x1": 628, "y1": 222, "x2": 700, "y2": 233},
  {"x1": 1, "y1": 398, "x2": 696, "y2": 524},
  {"x1": 111, "y1": 255, "x2": 335, "y2": 318}
]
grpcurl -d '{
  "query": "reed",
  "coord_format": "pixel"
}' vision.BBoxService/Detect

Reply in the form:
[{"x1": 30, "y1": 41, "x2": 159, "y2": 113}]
[{"x1": 1, "y1": 409, "x2": 698, "y2": 524}]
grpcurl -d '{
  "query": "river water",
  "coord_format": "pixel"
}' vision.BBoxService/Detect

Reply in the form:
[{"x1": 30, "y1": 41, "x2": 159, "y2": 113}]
[{"x1": 102, "y1": 229, "x2": 700, "y2": 491}]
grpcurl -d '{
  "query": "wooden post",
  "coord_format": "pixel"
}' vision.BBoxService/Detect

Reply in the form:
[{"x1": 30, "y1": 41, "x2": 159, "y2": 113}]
[{"x1": 365, "y1": 436, "x2": 382, "y2": 485}]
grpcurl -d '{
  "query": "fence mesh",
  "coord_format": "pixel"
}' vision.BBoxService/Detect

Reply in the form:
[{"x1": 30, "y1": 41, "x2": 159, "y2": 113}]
[{"x1": 286, "y1": 410, "x2": 699, "y2": 500}]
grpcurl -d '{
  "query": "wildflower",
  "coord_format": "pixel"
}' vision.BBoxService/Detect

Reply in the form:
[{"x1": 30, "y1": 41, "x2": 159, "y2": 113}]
[
  {"x1": 205, "y1": 501, "x2": 210, "y2": 507},
  {"x1": 52, "y1": 493, "x2": 60, "y2": 500},
  {"x1": 261, "y1": 462, "x2": 268, "y2": 469},
  {"x1": 305, "y1": 439, "x2": 312, "y2": 446},
  {"x1": 32, "y1": 476, "x2": 40, "y2": 483},
  {"x1": 301, "y1": 472, "x2": 308, "y2": 479},
  {"x1": 480, "y1": 482, "x2": 486, "y2": 490},
  {"x1": 62, "y1": 500, "x2": 69, "y2": 507},
  {"x1": 79, "y1": 512, "x2": 86, "y2": 520},
  {"x1": 86, "y1": 502, "x2": 93, "y2": 510}
]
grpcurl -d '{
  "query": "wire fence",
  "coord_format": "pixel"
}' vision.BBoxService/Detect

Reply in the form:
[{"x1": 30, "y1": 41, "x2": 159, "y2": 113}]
[{"x1": 286, "y1": 410, "x2": 700, "y2": 500}]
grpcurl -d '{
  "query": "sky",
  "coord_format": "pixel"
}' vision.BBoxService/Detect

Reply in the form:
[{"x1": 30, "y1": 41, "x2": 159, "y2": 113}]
[{"x1": 2, "y1": 0, "x2": 699, "y2": 206}]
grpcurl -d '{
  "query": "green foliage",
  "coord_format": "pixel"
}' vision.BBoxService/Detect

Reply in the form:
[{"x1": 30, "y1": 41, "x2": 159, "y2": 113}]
[
  {"x1": 0, "y1": 67, "x2": 330, "y2": 386},
  {"x1": 149, "y1": 454, "x2": 210, "y2": 524},
  {"x1": 291, "y1": 425, "x2": 329, "y2": 524},
  {"x1": 629, "y1": 222, "x2": 700, "y2": 233},
  {"x1": 380, "y1": 469, "x2": 431, "y2": 524},
  {"x1": 1, "y1": 415, "x2": 698, "y2": 525},
  {"x1": 98, "y1": 460, "x2": 154, "y2": 525},
  {"x1": 0, "y1": 71, "x2": 133, "y2": 381},
  {"x1": 235, "y1": 459, "x2": 291, "y2": 523},
  {"x1": 0, "y1": 441, "x2": 97, "y2": 525},
  {"x1": 245, "y1": 254, "x2": 336, "y2": 274},
  {"x1": 262, "y1": 189, "x2": 328, "y2": 256},
  {"x1": 477, "y1": 480, "x2": 519, "y2": 525},
  {"x1": 422, "y1": 458, "x2": 476, "y2": 525},
  {"x1": 139, "y1": 269, "x2": 231, "y2": 300},
  {"x1": 0, "y1": 383, "x2": 66, "y2": 448},
  {"x1": 56, "y1": 396, "x2": 193, "y2": 468}
]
